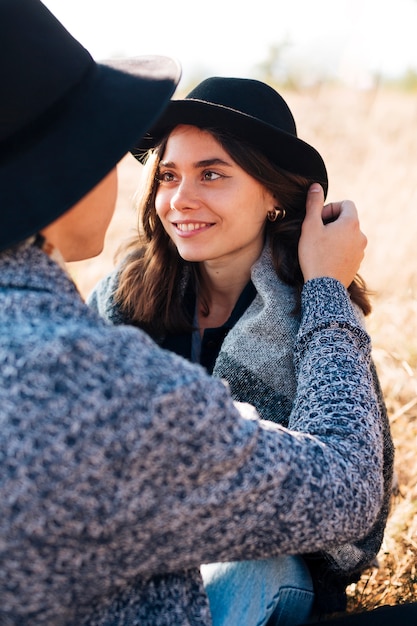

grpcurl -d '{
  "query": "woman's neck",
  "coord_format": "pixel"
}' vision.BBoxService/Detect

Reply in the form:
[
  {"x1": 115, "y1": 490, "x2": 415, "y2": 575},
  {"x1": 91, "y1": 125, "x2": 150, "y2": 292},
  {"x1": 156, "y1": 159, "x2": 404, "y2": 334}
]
[{"x1": 197, "y1": 258, "x2": 253, "y2": 332}]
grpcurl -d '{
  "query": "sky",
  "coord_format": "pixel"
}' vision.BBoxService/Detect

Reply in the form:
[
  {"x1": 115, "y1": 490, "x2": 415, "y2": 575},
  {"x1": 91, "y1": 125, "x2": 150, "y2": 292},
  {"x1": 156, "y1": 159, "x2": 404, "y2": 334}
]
[{"x1": 43, "y1": 0, "x2": 417, "y2": 90}]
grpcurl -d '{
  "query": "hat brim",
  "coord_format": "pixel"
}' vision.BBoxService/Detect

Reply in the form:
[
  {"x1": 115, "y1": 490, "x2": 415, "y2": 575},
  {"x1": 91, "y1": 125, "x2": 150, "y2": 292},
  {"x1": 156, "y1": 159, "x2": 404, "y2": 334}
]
[
  {"x1": 134, "y1": 98, "x2": 328, "y2": 197},
  {"x1": 0, "y1": 55, "x2": 180, "y2": 251}
]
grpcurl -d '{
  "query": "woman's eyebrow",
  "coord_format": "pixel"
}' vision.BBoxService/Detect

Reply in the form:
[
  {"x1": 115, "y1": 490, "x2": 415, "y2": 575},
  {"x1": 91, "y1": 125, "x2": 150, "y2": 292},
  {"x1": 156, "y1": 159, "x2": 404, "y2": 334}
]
[
  {"x1": 194, "y1": 158, "x2": 232, "y2": 168},
  {"x1": 159, "y1": 158, "x2": 232, "y2": 168}
]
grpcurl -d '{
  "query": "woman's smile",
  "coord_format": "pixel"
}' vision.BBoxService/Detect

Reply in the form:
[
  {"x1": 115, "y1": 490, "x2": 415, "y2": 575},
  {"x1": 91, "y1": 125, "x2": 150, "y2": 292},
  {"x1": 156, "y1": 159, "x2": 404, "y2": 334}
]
[{"x1": 172, "y1": 220, "x2": 214, "y2": 235}]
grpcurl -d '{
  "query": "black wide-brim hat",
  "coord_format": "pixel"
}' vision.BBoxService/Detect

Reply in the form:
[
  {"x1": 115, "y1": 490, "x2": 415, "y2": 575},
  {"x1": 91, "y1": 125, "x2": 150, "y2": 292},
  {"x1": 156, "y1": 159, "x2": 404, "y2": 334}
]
[
  {"x1": 0, "y1": 0, "x2": 181, "y2": 252},
  {"x1": 134, "y1": 76, "x2": 328, "y2": 197}
]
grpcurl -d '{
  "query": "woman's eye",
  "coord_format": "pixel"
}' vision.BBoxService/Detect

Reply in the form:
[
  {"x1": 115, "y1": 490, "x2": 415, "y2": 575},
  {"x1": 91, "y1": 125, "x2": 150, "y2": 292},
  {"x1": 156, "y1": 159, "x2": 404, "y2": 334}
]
[
  {"x1": 203, "y1": 171, "x2": 221, "y2": 181},
  {"x1": 158, "y1": 171, "x2": 175, "y2": 183}
]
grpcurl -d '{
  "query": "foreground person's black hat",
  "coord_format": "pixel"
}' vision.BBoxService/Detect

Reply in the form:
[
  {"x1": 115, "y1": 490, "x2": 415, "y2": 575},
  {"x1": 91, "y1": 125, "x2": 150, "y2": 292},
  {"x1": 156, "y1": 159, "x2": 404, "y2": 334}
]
[{"x1": 0, "y1": 0, "x2": 180, "y2": 251}]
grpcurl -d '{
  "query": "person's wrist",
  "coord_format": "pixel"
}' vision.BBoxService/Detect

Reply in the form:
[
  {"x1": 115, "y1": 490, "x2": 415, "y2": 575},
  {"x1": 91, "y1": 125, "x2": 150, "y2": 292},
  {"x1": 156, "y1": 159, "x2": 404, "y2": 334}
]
[{"x1": 301, "y1": 277, "x2": 351, "y2": 321}]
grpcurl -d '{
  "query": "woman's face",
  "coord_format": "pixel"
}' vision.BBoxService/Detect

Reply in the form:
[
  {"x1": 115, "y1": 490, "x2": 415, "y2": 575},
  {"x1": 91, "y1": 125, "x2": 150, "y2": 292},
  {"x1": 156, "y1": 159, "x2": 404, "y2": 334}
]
[{"x1": 155, "y1": 125, "x2": 275, "y2": 268}]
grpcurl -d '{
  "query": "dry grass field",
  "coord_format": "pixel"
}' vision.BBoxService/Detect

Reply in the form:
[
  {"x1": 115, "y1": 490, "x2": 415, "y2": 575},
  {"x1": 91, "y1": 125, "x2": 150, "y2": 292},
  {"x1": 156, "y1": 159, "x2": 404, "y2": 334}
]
[{"x1": 68, "y1": 83, "x2": 417, "y2": 616}]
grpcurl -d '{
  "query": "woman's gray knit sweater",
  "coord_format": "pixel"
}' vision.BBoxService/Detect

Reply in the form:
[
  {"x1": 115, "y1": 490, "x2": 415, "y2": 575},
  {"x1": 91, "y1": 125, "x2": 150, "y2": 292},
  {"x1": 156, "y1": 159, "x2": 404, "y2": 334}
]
[{"x1": 0, "y1": 241, "x2": 384, "y2": 625}]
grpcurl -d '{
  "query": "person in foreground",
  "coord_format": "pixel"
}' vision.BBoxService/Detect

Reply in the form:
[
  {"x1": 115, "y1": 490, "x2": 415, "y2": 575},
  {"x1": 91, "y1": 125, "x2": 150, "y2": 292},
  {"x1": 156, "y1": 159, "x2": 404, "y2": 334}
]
[
  {"x1": 89, "y1": 78, "x2": 394, "y2": 624},
  {"x1": 0, "y1": 1, "x2": 387, "y2": 625}
]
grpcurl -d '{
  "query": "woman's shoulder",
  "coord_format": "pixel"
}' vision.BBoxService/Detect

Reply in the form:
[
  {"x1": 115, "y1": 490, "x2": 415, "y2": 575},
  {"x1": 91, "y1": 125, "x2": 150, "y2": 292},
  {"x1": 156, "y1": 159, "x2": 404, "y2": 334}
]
[{"x1": 87, "y1": 267, "x2": 125, "y2": 325}]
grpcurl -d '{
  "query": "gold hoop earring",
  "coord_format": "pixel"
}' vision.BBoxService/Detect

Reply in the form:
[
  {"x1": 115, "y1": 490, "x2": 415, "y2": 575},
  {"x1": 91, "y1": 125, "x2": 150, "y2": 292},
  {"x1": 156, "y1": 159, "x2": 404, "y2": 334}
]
[{"x1": 267, "y1": 207, "x2": 286, "y2": 222}]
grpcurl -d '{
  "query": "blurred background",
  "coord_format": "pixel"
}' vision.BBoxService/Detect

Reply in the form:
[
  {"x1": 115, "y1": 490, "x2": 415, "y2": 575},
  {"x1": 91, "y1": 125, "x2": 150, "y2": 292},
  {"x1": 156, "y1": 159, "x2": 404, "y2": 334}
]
[
  {"x1": 43, "y1": 0, "x2": 417, "y2": 90},
  {"x1": 45, "y1": 0, "x2": 417, "y2": 613}
]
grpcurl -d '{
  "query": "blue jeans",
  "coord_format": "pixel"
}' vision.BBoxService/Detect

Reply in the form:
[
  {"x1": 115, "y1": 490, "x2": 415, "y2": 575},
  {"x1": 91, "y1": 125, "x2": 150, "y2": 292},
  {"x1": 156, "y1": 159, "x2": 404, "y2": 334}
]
[{"x1": 201, "y1": 556, "x2": 314, "y2": 626}]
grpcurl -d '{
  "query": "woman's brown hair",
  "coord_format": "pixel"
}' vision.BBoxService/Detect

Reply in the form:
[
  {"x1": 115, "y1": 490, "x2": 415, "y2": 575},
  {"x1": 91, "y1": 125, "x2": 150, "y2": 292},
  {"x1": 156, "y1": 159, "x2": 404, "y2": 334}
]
[{"x1": 115, "y1": 128, "x2": 371, "y2": 337}]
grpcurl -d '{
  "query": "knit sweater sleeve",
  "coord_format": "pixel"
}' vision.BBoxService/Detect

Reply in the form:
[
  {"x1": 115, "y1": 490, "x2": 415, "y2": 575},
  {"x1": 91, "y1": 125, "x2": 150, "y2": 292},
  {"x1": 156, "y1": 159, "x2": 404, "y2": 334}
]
[
  {"x1": 83, "y1": 277, "x2": 383, "y2": 569},
  {"x1": 87, "y1": 274, "x2": 383, "y2": 568},
  {"x1": 290, "y1": 277, "x2": 377, "y2": 435},
  {"x1": 2, "y1": 269, "x2": 384, "y2": 623}
]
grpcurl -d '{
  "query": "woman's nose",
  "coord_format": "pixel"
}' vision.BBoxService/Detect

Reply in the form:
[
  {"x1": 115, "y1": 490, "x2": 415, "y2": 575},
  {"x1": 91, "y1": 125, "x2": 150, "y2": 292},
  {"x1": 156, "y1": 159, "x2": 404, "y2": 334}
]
[{"x1": 170, "y1": 180, "x2": 201, "y2": 212}]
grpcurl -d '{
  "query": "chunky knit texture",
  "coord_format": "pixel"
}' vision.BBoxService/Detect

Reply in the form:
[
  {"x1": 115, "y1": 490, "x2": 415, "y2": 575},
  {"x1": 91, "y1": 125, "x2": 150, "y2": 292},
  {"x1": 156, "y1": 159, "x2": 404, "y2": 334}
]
[
  {"x1": 0, "y1": 241, "x2": 384, "y2": 625},
  {"x1": 91, "y1": 246, "x2": 394, "y2": 614}
]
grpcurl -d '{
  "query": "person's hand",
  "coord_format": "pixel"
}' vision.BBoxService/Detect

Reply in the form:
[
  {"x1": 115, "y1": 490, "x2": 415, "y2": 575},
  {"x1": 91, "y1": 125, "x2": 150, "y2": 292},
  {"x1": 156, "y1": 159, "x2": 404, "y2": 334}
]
[{"x1": 298, "y1": 183, "x2": 367, "y2": 287}]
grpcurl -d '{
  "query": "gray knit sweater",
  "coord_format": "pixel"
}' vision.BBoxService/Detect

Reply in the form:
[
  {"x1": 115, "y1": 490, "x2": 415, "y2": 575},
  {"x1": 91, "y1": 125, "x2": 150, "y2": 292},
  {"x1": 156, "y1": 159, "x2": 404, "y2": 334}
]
[
  {"x1": 90, "y1": 246, "x2": 394, "y2": 614},
  {"x1": 0, "y1": 241, "x2": 384, "y2": 625}
]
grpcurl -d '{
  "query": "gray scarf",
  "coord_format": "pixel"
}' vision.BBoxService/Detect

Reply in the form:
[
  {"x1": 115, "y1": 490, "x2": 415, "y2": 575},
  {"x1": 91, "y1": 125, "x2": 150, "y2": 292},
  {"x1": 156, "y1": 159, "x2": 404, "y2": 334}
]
[{"x1": 213, "y1": 244, "x2": 301, "y2": 425}]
